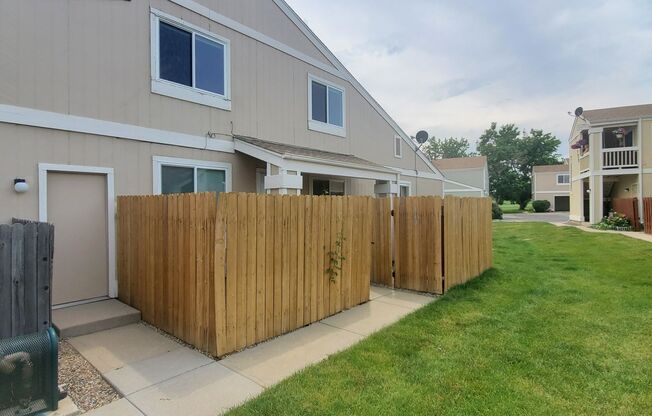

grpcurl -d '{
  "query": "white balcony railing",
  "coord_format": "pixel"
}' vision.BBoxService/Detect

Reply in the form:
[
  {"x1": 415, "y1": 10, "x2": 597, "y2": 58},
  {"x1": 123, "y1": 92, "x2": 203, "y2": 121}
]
[{"x1": 602, "y1": 147, "x2": 638, "y2": 169}]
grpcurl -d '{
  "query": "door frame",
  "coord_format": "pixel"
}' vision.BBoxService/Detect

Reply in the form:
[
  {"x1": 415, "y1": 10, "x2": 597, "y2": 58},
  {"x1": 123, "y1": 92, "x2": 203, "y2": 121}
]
[{"x1": 38, "y1": 163, "x2": 117, "y2": 300}]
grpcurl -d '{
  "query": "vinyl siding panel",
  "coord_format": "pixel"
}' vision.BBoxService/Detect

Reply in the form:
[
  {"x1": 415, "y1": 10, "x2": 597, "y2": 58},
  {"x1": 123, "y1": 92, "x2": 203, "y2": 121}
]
[
  {"x1": 0, "y1": 0, "x2": 441, "y2": 188},
  {"x1": 0, "y1": 123, "x2": 263, "y2": 224}
]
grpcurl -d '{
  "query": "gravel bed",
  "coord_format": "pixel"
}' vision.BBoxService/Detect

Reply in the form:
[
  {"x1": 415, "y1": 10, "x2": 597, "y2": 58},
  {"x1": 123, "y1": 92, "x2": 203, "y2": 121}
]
[{"x1": 58, "y1": 341, "x2": 120, "y2": 413}]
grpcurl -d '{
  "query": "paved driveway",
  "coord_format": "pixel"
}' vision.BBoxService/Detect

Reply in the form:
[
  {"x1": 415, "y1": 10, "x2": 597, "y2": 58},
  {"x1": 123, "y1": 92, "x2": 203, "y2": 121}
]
[{"x1": 502, "y1": 212, "x2": 569, "y2": 223}]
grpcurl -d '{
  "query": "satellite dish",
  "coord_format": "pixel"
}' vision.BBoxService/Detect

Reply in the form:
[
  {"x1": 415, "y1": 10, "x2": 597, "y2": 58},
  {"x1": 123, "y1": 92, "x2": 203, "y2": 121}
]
[
  {"x1": 574, "y1": 107, "x2": 584, "y2": 117},
  {"x1": 415, "y1": 130, "x2": 429, "y2": 144}
]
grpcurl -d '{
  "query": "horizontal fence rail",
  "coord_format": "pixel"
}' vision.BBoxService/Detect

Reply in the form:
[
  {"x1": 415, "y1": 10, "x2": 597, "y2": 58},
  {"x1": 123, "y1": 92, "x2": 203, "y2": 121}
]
[
  {"x1": 0, "y1": 220, "x2": 54, "y2": 339},
  {"x1": 117, "y1": 193, "x2": 372, "y2": 357}
]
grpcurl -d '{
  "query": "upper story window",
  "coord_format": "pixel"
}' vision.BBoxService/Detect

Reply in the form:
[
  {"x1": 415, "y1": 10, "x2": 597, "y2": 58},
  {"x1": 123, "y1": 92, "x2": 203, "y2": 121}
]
[
  {"x1": 308, "y1": 74, "x2": 346, "y2": 137},
  {"x1": 151, "y1": 10, "x2": 231, "y2": 110},
  {"x1": 556, "y1": 174, "x2": 570, "y2": 185},
  {"x1": 153, "y1": 156, "x2": 232, "y2": 195},
  {"x1": 394, "y1": 136, "x2": 403, "y2": 158}
]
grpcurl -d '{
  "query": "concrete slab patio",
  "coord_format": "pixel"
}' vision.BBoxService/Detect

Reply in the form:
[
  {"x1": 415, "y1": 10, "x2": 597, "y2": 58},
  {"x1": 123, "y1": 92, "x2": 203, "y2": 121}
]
[{"x1": 70, "y1": 286, "x2": 435, "y2": 416}]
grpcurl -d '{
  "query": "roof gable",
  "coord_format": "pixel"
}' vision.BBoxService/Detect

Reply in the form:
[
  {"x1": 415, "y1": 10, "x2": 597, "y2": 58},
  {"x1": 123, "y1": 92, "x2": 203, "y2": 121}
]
[{"x1": 583, "y1": 103, "x2": 652, "y2": 123}]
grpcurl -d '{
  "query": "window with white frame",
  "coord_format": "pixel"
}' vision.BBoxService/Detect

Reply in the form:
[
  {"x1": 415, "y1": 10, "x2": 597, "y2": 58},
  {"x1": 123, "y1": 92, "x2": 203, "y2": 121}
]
[
  {"x1": 556, "y1": 174, "x2": 570, "y2": 185},
  {"x1": 312, "y1": 178, "x2": 345, "y2": 196},
  {"x1": 399, "y1": 182, "x2": 411, "y2": 197},
  {"x1": 153, "y1": 156, "x2": 231, "y2": 194},
  {"x1": 151, "y1": 10, "x2": 231, "y2": 110},
  {"x1": 308, "y1": 75, "x2": 346, "y2": 137},
  {"x1": 394, "y1": 136, "x2": 403, "y2": 158}
]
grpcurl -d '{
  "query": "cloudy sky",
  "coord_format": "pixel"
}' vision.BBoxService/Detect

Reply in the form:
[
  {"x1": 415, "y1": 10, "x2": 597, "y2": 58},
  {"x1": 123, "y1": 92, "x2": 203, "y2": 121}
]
[{"x1": 286, "y1": 0, "x2": 652, "y2": 154}]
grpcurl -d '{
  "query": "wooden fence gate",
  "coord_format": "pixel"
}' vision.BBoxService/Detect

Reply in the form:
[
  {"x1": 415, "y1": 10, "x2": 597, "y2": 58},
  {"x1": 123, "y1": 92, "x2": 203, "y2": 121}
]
[
  {"x1": 0, "y1": 220, "x2": 54, "y2": 339},
  {"x1": 372, "y1": 196, "x2": 492, "y2": 295},
  {"x1": 644, "y1": 198, "x2": 652, "y2": 234}
]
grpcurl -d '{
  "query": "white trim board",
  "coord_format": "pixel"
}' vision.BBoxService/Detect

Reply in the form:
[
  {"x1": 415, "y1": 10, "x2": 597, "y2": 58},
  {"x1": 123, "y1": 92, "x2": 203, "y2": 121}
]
[
  {"x1": 0, "y1": 104, "x2": 234, "y2": 153},
  {"x1": 38, "y1": 163, "x2": 117, "y2": 299},
  {"x1": 534, "y1": 191, "x2": 570, "y2": 195},
  {"x1": 168, "y1": 0, "x2": 443, "y2": 178},
  {"x1": 234, "y1": 138, "x2": 399, "y2": 182}
]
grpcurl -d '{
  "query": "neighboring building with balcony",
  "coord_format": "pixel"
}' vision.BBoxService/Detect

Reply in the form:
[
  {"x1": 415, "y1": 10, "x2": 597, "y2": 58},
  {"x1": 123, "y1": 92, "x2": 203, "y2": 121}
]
[
  {"x1": 531, "y1": 163, "x2": 570, "y2": 212},
  {"x1": 568, "y1": 104, "x2": 652, "y2": 224}
]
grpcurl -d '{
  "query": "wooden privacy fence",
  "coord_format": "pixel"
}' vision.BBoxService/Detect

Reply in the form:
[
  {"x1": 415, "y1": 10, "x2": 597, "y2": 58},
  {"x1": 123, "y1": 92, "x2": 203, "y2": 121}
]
[
  {"x1": 0, "y1": 220, "x2": 54, "y2": 339},
  {"x1": 371, "y1": 196, "x2": 492, "y2": 295},
  {"x1": 612, "y1": 197, "x2": 640, "y2": 230},
  {"x1": 117, "y1": 193, "x2": 372, "y2": 357},
  {"x1": 644, "y1": 198, "x2": 652, "y2": 234}
]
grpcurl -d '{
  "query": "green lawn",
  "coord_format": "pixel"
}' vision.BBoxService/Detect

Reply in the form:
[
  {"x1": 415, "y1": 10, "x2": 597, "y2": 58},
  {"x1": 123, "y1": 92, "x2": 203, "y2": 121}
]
[
  {"x1": 500, "y1": 201, "x2": 533, "y2": 213},
  {"x1": 227, "y1": 223, "x2": 652, "y2": 415}
]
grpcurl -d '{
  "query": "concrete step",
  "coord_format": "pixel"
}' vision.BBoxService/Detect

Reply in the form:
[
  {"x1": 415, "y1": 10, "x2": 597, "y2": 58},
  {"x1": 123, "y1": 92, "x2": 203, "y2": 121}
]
[{"x1": 53, "y1": 299, "x2": 141, "y2": 338}]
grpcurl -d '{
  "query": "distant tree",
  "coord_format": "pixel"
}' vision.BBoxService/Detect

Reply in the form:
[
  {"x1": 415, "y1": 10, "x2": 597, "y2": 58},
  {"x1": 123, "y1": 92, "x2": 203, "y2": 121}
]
[
  {"x1": 478, "y1": 123, "x2": 561, "y2": 209},
  {"x1": 423, "y1": 136, "x2": 475, "y2": 160}
]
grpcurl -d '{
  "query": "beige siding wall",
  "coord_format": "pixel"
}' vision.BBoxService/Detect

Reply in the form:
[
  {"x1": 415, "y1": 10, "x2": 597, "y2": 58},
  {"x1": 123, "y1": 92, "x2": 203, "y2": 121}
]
[
  {"x1": 642, "y1": 120, "x2": 652, "y2": 169},
  {"x1": 609, "y1": 175, "x2": 639, "y2": 200},
  {"x1": 0, "y1": 0, "x2": 438, "y2": 180},
  {"x1": 643, "y1": 173, "x2": 652, "y2": 197},
  {"x1": 0, "y1": 124, "x2": 263, "y2": 223},
  {"x1": 534, "y1": 171, "x2": 570, "y2": 193},
  {"x1": 570, "y1": 178, "x2": 583, "y2": 219},
  {"x1": 441, "y1": 168, "x2": 486, "y2": 192}
]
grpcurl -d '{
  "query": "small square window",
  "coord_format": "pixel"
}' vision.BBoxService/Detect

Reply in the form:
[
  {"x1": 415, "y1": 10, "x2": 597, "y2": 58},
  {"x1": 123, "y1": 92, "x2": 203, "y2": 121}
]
[
  {"x1": 557, "y1": 174, "x2": 570, "y2": 185},
  {"x1": 308, "y1": 75, "x2": 346, "y2": 137},
  {"x1": 152, "y1": 10, "x2": 230, "y2": 110}
]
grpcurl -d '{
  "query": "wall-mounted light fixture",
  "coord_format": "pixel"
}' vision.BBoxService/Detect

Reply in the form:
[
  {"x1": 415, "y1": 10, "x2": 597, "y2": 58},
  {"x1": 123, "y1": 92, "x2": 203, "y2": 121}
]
[{"x1": 14, "y1": 178, "x2": 29, "y2": 193}]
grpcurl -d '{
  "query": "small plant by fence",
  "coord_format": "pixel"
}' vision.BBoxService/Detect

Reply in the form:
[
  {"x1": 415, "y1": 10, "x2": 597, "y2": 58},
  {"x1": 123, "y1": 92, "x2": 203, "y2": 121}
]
[
  {"x1": 612, "y1": 197, "x2": 640, "y2": 230},
  {"x1": 117, "y1": 193, "x2": 372, "y2": 357},
  {"x1": 372, "y1": 196, "x2": 492, "y2": 294},
  {"x1": 0, "y1": 220, "x2": 54, "y2": 339},
  {"x1": 644, "y1": 198, "x2": 652, "y2": 234}
]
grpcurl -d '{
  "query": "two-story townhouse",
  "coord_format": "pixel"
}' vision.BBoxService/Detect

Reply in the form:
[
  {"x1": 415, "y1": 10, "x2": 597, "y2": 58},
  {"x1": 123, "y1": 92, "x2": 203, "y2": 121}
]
[
  {"x1": 531, "y1": 163, "x2": 570, "y2": 212},
  {"x1": 432, "y1": 156, "x2": 489, "y2": 197},
  {"x1": 568, "y1": 104, "x2": 652, "y2": 224},
  {"x1": 0, "y1": 0, "x2": 444, "y2": 307}
]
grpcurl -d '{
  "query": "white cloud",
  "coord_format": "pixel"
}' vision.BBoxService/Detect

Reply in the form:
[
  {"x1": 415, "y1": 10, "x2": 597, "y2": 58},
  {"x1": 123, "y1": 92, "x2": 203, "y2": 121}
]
[{"x1": 286, "y1": 0, "x2": 652, "y2": 155}]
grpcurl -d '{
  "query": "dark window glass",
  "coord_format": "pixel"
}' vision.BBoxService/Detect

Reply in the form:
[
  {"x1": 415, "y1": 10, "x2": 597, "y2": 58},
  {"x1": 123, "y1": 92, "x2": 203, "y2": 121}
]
[
  {"x1": 195, "y1": 36, "x2": 225, "y2": 95},
  {"x1": 328, "y1": 87, "x2": 343, "y2": 126},
  {"x1": 159, "y1": 22, "x2": 192, "y2": 87},
  {"x1": 311, "y1": 81, "x2": 327, "y2": 123},
  {"x1": 161, "y1": 166, "x2": 194, "y2": 194},
  {"x1": 312, "y1": 179, "x2": 330, "y2": 195}
]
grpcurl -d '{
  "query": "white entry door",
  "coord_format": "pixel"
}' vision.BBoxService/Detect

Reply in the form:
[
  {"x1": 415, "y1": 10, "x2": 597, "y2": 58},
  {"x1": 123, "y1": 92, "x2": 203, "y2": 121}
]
[{"x1": 46, "y1": 171, "x2": 110, "y2": 305}]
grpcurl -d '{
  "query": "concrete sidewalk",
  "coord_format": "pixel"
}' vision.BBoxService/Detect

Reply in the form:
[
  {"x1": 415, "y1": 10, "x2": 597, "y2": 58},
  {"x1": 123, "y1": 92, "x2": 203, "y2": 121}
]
[
  {"x1": 553, "y1": 222, "x2": 652, "y2": 243},
  {"x1": 73, "y1": 286, "x2": 435, "y2": 416}
]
